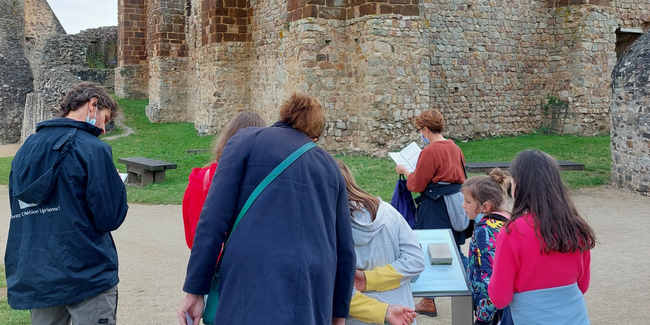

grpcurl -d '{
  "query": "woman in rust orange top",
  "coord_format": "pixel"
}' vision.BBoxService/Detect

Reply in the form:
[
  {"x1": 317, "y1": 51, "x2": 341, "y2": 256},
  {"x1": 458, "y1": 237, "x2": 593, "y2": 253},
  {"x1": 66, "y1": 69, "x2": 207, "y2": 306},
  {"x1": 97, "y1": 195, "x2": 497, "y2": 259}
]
[{"x1": 395, "y1": 109, "x2": 467, "y2": 317}]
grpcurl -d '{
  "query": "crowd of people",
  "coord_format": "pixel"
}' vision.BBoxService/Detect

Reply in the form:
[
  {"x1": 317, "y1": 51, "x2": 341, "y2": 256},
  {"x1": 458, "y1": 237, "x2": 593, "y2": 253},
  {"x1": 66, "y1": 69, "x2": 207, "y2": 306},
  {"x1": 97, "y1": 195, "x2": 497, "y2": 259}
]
[{"x1": 4, "y1": 82, "x2": 595, "y2": 325}]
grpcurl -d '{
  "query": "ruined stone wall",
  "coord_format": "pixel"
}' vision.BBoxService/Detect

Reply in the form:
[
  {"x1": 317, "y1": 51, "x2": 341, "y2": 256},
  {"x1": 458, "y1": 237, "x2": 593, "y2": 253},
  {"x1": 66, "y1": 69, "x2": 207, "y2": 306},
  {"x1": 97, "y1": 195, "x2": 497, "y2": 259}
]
[
  {"x1": 145, "y1": 0, "x2": 191, "y2": 123},
  {"x1": 186, "y1": 0, "x2": 253, "y2": 134},
  {"x1": 23, "y1": 0, "x2": 66, "y2": 82},
  {"x1": 117, "y1": 0, "x2": 650, "y2": 154},
  {"x1": 116, "y1": 0, "x2": 149, "y2": 99},
  {"x1": 21, "y1": 27, "x2": 118, "y2": 140},
  {"x1": 610, "y1": 31, "x2": 650, "y2": 195},
  {"x1": 0, "y1": 0, "x2": 33, "y2": 144},
  {"x1": 421, "y1": 0, "x2": 549, "y2": 139}
]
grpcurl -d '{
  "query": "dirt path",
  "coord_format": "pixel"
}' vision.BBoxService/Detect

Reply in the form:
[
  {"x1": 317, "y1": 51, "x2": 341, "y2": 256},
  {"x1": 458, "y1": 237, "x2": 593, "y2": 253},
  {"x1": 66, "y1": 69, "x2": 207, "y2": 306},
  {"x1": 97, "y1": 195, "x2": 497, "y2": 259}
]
[
  {"x1": 0, "y1": 174, "x2": 648, "y2": 324},
  {"x1": 0, "y1": 144, "x2": 20, "y2": 158}
]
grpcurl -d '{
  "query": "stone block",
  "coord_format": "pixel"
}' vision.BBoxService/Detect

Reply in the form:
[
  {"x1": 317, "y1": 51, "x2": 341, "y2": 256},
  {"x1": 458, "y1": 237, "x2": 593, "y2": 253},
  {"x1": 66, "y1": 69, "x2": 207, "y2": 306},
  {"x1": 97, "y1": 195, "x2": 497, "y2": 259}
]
[
  {"x1": 288, "y1": 0, "x2": 306, "y2": 11},
  {"x1": 358, "y1": 3, "x2": 376, "y2": 16},
  {"x1": 303, "y1": 5, "x2": 318, "y2": 18},
  {"x1": 320, "y1": 7, "x2": 347, "y2": 19},
  {"x1": 428, "y1": 243, "x2": 452, "y2": 265}
]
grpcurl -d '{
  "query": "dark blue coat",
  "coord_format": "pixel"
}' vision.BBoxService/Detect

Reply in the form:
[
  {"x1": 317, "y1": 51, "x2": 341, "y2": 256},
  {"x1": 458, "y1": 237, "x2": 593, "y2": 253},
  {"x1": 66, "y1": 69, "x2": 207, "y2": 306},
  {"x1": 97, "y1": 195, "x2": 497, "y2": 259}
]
[
  {"x1": 183, "y1": 122, "x2": 356, "y2": 324},
  {"x1": 5, "y1": 118, "x2": 128, "y2": 310},
  {"x1": 414, "y1": 182, "x2": 466, "y2": 247}
]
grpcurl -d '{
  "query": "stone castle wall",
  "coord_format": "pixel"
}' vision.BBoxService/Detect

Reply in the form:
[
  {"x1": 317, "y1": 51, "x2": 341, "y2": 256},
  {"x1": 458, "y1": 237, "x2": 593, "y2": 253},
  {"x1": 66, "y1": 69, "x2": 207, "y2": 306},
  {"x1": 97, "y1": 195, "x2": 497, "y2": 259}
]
[
  {"x1": 23, "y1": 0, "x2": 66, "y2": 82},
  {"x1": 0, "y1": 0, "x2": 33, "y2": 144},
  {"x1": 21, "y1": 27, "x2": 119, "y2": 140},
  {"x1": 610, "y1": 31, "x2": 650, "y2": 195},
  {"x1": 117, "y1": 0, "x2": 650, "y2": 153}
]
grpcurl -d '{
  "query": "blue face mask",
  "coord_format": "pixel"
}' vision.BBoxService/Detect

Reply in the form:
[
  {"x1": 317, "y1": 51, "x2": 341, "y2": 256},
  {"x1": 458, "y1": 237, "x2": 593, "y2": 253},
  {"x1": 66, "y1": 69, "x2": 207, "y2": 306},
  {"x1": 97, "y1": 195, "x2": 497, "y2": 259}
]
[
  {"x1": 476, "y1": 203, "x2": 487, "y2": 221},
  {"x1": 86, "y1": 105, "x2": 97, "y2": 126},
  {"x1": 420, "y1": 133, "x2": 430, "y2": 145}
]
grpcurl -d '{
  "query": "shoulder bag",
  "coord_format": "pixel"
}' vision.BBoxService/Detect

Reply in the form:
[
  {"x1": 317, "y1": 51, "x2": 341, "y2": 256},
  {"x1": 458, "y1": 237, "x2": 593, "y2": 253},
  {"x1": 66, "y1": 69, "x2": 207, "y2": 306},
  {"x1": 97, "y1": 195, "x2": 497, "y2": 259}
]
[{"x1": 202, "y1": 141, "x2": 317, "y2": 325}]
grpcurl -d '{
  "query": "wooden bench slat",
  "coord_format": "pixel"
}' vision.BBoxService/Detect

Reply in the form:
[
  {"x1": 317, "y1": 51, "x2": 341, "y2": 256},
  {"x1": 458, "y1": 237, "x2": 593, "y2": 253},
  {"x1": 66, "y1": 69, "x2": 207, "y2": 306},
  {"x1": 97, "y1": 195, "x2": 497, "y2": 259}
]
[
  {"x1": 465, "y1": 160, "x2": 585, "y2": 173},
  {"x1": 117, "y1": 157, "x2": 177, "y2": 171},
  {"x1": 117, "y1": 157, "x2": 177, "y2": 187}
]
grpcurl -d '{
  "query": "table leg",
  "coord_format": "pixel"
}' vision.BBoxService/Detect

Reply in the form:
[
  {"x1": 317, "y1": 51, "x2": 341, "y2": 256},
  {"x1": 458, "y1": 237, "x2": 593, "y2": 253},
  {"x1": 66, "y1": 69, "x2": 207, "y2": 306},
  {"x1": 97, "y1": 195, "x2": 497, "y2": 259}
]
[
  {"x1": 141, "y1": 171, "x2": 154, "y2": 187},
  {"x1": 153, "y1": 170, "x2": 166, "y2": 183},
  {"x1": 451, "y1": 295, "x2": 473, "y2": 325}
]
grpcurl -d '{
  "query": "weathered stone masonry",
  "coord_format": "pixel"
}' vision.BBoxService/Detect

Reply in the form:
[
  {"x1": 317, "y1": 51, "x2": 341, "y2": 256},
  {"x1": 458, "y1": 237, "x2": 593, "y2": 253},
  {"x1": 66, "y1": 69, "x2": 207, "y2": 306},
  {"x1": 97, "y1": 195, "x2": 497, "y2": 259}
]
[
  {"x1": 116, "y1": 0, "x2": 650, "y2": 154},
  {"x1": 0, "y1": 0, "x2": 33, "y2": 144},
  {"x1": 610, "y1": 31, "x2": 650, "y2": 195}
]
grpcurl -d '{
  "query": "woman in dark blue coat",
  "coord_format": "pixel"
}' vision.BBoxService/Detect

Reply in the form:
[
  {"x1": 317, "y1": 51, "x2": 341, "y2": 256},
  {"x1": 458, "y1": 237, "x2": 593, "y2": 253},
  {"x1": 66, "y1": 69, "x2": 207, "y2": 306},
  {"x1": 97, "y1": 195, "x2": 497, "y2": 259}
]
[{"x1": 179, "y1": 94, "x2": 356, "y2": 325}]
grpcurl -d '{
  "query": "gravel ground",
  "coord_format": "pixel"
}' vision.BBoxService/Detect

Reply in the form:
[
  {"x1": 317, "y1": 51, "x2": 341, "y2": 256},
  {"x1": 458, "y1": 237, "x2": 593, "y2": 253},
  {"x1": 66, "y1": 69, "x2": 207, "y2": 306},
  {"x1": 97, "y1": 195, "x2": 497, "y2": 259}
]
[{"x1": 1, "y1": 144, "x2": 648, "y2": 324}]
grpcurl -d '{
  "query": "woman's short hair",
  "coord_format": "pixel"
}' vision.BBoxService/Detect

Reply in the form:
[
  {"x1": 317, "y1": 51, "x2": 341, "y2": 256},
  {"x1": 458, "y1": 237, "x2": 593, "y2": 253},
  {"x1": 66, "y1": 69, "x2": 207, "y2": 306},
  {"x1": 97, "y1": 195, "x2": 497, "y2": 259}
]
[
  {"x1": 59, "y1": 82, "x2": 118, "y2": 119},
  {"x1": 212, "y1": 111, "x2": 266, "y2": 162},
  {"x1": 414, "y1": 109, "x2": 445, "y2": 133},
  {"x1": 279, "y1": 93, "x2": 326, "y2": 139}
]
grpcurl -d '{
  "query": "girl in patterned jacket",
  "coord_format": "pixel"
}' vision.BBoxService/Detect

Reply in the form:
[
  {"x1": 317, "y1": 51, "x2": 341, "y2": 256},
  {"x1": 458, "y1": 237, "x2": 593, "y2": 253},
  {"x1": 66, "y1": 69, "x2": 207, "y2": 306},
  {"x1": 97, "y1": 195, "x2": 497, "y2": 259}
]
[{"x1": 462, "y1": 168, "x2": 512, "y2": 325}]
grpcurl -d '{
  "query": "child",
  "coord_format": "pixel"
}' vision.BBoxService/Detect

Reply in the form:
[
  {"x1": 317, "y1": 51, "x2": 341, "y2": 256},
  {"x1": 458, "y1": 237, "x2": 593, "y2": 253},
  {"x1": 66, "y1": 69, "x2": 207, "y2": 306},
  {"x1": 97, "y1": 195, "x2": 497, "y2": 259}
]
[
  {"x1": 181, "y1": 111, "x2": 266, "y2": 249},
  {"x1": 462, "y1": 168, "x2": 511, "y2": 325},
  {"x1": 336, "y1": 159, "x2": 425, "y2": 325},
  {"x1": 488, "y1": 150, "x2": 596, "y2": 325}
]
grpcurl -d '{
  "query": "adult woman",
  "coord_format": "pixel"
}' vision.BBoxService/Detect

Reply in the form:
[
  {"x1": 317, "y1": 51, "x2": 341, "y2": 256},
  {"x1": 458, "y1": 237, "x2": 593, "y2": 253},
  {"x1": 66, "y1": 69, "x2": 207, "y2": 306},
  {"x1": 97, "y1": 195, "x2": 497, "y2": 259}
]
[
  {"x1": 178, "y1": 94, "x2": 356, "y2": 325},
  {"x1": 181, "y1": 111, "x2": 266, "y2": 249},
  {"x1": 488, "y1": 150, "x2": 595, "y2": 324},
  {"x1": 336, "y1": 159, "x2": 424, "y2": 325},
  {"x1": 395, "y1": 109, "x2": 467, "y2": 317}
]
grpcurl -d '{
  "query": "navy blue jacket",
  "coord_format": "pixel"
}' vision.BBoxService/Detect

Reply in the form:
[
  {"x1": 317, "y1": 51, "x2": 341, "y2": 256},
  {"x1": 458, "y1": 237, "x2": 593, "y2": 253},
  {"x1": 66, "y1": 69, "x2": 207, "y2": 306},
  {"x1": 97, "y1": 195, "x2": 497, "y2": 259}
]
[
  {"x1": 5, "y1": 118, "x2": 128, "y2": 310},
  {"x1": 414, "y1": 182, "x2": 466, "y2": 247},
  {"x1": 183, "y1": 122, "x2": 356, "y2": 324}
]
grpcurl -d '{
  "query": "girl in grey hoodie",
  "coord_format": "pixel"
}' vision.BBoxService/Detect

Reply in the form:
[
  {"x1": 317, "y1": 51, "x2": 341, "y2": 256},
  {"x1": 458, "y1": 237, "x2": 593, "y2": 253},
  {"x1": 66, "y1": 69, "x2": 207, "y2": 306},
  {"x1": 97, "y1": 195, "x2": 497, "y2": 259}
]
[{"x1": 336, "y1": 160, "x2": 426, "y2": 325}]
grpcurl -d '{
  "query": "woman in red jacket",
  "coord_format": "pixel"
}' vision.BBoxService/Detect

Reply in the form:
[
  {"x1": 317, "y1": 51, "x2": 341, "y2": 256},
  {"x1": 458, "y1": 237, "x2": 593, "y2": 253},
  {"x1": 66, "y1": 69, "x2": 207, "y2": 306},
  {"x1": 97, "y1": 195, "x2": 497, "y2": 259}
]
[{"x1": 182, "y1": 111, "x2": 266, "y2": 249}]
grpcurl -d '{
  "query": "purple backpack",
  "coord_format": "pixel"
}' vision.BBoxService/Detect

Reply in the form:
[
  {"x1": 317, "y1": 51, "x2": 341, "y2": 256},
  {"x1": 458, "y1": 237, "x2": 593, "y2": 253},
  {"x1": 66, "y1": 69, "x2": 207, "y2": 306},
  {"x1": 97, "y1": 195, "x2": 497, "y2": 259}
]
[{"x1": 390, "y1": 175, "x2": 417, "y2": 228}]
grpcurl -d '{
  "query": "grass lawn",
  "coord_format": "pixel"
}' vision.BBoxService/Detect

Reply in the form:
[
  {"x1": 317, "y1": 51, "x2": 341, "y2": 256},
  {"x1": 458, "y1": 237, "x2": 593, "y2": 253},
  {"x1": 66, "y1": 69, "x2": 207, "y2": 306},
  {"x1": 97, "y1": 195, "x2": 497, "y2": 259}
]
[
  {"x1": 0, "y1": 266, "x2": 31, "y2": 325},
  {"x1": 0, "y1": 98, "x2": 611, "y2": 204}
]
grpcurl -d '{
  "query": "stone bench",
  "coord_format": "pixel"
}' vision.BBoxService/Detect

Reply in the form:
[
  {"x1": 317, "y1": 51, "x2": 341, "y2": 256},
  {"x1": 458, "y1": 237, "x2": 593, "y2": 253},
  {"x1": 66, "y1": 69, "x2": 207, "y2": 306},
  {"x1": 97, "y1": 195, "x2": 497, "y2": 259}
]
[
  {"x1": 465, "y1": 160, "x2": 585, "y2": 174},
  {"x1": 117, "y1": 157, "x2": 177, "y2": 187}
]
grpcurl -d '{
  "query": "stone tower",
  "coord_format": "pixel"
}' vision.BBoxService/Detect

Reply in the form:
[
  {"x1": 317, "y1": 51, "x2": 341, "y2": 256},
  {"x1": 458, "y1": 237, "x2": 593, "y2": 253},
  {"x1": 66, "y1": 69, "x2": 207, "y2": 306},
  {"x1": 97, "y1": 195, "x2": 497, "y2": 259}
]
[
  {"x1": 0, "y1": 0, "x2": 33, "y2": 144},
  {"x1": 117, "y1": 0, "x2": 650, "y2": 154},
  {"x1": 610, "y1": 31, "x2": 650, "y2": 195}
]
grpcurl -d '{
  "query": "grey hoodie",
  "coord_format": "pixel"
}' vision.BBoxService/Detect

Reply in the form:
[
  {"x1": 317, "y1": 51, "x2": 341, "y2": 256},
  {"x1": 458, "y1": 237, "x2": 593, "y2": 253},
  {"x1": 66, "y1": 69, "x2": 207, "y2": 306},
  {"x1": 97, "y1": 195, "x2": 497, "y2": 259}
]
[{"x1": 347, "y1": 200, "x2": 426, "y2": 325}]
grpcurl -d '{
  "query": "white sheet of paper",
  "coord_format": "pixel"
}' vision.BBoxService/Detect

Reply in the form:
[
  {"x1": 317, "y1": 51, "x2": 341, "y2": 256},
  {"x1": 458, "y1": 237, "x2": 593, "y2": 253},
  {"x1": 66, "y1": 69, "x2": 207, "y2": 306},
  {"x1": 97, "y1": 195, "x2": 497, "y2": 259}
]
[{"x1": 388, "y1": 142, "x2": 421, "y2": 172}]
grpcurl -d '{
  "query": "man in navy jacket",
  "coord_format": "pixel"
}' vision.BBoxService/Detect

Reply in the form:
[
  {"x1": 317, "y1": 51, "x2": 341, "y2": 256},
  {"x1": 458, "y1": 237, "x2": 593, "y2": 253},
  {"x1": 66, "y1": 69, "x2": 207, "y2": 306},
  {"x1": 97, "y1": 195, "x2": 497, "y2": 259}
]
[{"x1": 5, "y1": 82, "x2": 128, "y2": 324}]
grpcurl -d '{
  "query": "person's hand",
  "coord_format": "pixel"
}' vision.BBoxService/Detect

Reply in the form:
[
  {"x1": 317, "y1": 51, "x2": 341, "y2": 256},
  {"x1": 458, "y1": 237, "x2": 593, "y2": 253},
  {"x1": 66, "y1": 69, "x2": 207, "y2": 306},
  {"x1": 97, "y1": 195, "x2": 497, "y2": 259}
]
[
  {"x1": 386, "y1": 305, "x2": 417, "y2": 325},
  {"x1": 353, "y1": 270, "x2": 366, "y2": 292},
  {"x1": 395, "y1": 165, "x2": 410, "y2": 177},
  {"x1": 332, "y1": 317, "x2": 346, "y2": 325},
  {"x1": 177, "y1": 293, "x2": 203, "y2": 325}
]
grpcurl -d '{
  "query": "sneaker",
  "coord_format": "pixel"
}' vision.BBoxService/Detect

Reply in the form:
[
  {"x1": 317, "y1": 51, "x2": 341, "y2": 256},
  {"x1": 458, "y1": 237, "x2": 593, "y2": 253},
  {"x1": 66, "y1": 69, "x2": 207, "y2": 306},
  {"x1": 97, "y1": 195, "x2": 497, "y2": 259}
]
[{"x1": 415, "y1": 298, "x2": 438, "y2": 317}]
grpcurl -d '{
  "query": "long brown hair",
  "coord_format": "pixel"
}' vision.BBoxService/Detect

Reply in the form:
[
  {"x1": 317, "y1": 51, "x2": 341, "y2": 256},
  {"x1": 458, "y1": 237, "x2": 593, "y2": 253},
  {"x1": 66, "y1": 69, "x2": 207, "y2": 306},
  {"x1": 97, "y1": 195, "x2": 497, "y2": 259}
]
[
  {"x1": 508, "y1": 150, "x2": 596, "y2": 253},
  {"x1": 335, "y1": 159, "x2": 380, "y2": 221},
  {"x1": 462, "y1": 168, "x2": 511, "y2": 214},
  {"x1": 212, "y1": 111, "x2": 266, "y2": 163}
]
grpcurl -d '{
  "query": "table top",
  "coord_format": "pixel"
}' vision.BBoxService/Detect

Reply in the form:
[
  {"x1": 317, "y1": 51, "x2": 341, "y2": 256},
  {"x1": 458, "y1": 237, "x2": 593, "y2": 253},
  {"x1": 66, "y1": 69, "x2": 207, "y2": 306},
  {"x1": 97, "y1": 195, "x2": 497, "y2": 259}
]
[{"x1": 117, "y1": 157, "x2": 177, "y2": 171}]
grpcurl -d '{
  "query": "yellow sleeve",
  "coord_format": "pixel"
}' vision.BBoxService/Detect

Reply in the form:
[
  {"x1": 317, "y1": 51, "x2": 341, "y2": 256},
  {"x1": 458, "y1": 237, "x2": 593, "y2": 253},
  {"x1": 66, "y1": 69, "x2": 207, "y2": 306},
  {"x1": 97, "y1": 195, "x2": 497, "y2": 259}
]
[
  {"x1": 364, "y1": 264, "x2": 403, "y2": 292},
  {"x1": 349, "y1": 291, "x2": 389, "y2": 324}
]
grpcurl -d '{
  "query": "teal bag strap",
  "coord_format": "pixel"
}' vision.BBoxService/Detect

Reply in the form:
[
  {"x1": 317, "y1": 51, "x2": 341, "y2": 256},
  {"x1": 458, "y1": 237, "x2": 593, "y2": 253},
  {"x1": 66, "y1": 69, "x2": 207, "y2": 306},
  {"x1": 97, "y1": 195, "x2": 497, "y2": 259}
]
[{"x1": 226, "y1": 141, "x2": 317, "y2": 244}]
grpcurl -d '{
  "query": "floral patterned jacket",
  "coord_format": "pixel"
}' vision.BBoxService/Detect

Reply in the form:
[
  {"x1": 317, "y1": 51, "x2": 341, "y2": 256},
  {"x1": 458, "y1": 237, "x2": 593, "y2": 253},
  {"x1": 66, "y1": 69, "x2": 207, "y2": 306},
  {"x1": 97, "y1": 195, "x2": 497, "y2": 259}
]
[{"x1": 466, "y1": 212, "x2": 508, "y2": 323}]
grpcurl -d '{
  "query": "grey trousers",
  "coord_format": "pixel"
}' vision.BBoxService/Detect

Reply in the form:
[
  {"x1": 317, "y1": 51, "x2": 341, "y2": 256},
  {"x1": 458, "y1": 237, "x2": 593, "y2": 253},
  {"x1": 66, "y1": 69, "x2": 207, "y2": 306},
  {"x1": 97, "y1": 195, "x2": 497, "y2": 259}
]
[{"x1": 30, "y1": 285, "x2": 118, "y2": 325}]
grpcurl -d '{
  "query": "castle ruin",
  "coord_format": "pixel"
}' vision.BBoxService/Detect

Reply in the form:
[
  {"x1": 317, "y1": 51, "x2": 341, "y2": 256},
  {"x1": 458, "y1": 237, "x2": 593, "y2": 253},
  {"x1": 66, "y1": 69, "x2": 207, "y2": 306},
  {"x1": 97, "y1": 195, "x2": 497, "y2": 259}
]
[
  {"x1": 0, "y1": 0, "x2": 117, "y2": 143},
  {"x1": 116, "y1": 0, "x2": 649, "y2": 152},
  {"x1": 610, "y1": 31, "x2": 650, "y2": 195}
]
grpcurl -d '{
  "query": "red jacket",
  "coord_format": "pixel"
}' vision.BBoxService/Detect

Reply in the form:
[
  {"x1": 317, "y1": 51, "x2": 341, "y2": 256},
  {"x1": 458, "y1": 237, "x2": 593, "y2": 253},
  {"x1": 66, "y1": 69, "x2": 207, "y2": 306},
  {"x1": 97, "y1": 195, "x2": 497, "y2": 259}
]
[{"x1": 182, "y1": 163, "x2": 217, "y2": 249}]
